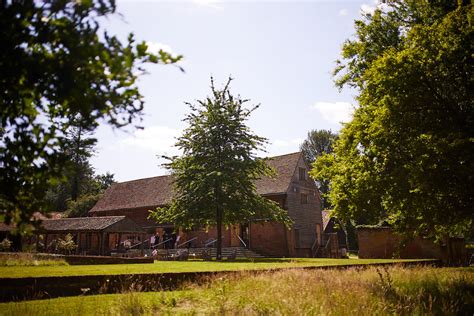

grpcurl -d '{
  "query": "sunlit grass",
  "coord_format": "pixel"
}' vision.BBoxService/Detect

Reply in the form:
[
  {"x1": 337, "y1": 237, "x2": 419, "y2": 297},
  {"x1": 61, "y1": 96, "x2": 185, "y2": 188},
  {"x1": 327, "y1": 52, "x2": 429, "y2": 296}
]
[
  {"x1": 0, "y1": 257, "x2": 431, "y2": 278},
  {"x1": 0, "y1": 253, "x2": 67, "y2": 267},
  {"x1": 2, "y1": 266, "x2": 472, "y2": 315}
]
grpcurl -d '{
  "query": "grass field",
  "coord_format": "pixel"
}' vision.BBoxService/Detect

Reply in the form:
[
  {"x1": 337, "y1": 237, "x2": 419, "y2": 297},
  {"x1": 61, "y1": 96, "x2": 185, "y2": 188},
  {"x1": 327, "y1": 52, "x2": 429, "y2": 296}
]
[
  {"x1": 0, "y1": 258, "x2": 431, "y2": 278},
  {"x1": 1, "y1": 266, "x2": 472, "y2": 315}
]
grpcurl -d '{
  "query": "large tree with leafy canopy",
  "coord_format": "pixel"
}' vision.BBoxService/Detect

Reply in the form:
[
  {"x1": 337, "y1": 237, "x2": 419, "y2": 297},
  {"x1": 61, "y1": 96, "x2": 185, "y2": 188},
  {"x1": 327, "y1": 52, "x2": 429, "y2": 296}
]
[
  {"x1": 0, "y1": 0, "x2": 181, "y2": 233},
  {"x1": 300, "y1": 129, "x2": 337, "y2": 210},
  {"x1": 311, "y1": 1, "x2": 473, "y2": 246},
  {"x1": 149, "y1": 78, "x2": 291, "y2": 260}
]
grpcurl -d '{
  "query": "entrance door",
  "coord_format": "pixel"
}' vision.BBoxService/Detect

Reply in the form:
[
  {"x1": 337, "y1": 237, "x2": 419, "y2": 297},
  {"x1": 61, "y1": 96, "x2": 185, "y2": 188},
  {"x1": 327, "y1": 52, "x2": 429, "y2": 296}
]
[{"x1": 240, "y1": 223, "x2": 250, "y2": 248}]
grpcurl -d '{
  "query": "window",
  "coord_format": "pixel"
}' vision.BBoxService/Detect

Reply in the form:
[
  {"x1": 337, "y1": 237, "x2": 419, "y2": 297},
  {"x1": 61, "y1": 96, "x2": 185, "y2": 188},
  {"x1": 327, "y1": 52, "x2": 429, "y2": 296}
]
[
  {"x1": 299, "y1": 167, "x2": 306, "y2": 181},
  {"x1": 301, "y1": 193, "x2": 308, "y2": 204}
]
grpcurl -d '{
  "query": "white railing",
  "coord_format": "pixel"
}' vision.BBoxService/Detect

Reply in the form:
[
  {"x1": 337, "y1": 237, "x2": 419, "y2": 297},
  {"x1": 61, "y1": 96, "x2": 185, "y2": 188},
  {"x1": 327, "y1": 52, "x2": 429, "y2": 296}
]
[
  {"x1": 151, "y1": 238, "x2": 173, "y2": 249},
  {"x1": 204, "y1": 238, "x2": 218, "y2": 247},
  {"x1": 236, "y1": 235, "x2": 247, "y2": 248},
  {"x1": 177, "y1": 237, "x2": 197, "y2": 248}
]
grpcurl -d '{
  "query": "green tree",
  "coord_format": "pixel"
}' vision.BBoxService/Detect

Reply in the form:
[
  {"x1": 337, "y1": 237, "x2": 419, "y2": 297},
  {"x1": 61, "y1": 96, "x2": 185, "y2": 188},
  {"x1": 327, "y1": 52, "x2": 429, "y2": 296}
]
[
  {"x1": 0, "y1": 0, "x2": 182, "y2": 232},
  {"x1": 95, "y1": 172, "x2": 115, "y2": 192},
  {"x1": 149, "y1": 78, "x2": 291, "y2": 260},
  {"x1": 63, "y1": 119, "x2": 97, "y2": 202},
  {"x1": 64, "y1": 193, "x2": 101, "y2": 218},
  {"x1": 312, "y1": 1, "x2": 473, "y2": 246},
  {"x1": 45, "y1": 120, "x2": 116, "y2": 216},
  {"x1": 300, "y1": 129, "x2": 337, "y2": 209}
]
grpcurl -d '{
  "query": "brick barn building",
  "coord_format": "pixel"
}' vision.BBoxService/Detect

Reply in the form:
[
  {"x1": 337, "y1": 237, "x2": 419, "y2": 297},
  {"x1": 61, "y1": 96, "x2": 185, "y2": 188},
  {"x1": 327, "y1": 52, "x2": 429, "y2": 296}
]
[{"x1": 89, "y1": 152, "x2": 323, "y2": 257}]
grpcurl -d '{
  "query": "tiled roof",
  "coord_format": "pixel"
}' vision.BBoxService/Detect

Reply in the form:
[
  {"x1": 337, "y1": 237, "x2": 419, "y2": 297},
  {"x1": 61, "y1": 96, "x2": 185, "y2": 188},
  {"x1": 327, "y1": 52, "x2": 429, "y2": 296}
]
[
  {"x1": 40, "y1": 216, "x2": 139, "y2": 232},
  {"x1": 255, "y1": 152, "x2": 301, "y2": 195},
  {"x1": 90, "y1": 175, "x2": 174, "y2": 213},
  {"x1": 90, "y1": 152, "x2": 302, "y2": 213}
]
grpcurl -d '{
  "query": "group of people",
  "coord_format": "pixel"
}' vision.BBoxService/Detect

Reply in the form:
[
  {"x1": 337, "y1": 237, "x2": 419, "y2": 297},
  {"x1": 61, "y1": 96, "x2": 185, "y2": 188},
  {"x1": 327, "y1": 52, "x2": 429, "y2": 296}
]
[{"x1": 150, "y1": 231, "x2": 181, "y2": 250}]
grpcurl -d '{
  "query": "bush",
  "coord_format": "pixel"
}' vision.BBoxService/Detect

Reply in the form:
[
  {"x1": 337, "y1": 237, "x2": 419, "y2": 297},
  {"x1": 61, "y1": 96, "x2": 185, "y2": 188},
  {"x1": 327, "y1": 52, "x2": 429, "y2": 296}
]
[
  {"x1": 0, "y1": 238, "x2": 12, "y2": 251},
  {"x1": 56, "y1": 234, "x2": 77, "y2": 255}
]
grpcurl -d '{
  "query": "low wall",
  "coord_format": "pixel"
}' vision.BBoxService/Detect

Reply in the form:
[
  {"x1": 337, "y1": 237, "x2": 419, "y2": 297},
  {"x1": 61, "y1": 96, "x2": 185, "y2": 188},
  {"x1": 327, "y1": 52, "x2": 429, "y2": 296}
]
[
  {"x1": 357, "y1": 227, "x2": 466, "y2": 264},
  {"x1": 0, "y1": 252, "x2": 154, "y2": 265},
  {"x1": 64, "y1": 255, "x2": 154, "y2": 265}
]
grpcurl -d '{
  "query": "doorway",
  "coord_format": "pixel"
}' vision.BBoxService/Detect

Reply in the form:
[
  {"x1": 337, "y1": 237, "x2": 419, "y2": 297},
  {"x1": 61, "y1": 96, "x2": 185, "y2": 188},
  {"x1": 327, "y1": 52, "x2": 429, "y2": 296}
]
[{"x1": 239, "y1": 223, "x2": 250, "y2": 248}]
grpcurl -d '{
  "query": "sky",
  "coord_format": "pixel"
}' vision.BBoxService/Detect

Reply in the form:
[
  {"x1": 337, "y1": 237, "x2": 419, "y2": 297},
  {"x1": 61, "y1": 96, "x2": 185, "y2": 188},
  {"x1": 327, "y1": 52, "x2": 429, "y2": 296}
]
[{"x1": 91, "y1": 0, "x2": 380, "y2": 182}]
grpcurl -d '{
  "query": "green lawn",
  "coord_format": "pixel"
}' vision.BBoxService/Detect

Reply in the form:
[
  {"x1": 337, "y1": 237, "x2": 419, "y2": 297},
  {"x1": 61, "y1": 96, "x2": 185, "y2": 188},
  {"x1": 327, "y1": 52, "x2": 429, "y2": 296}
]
[
  {"x1": 0, "y1": 258, "x2": 434, "y2": 278},
  {"x1": 1, "y1": 266, "x2": 472, "y2": 315}
]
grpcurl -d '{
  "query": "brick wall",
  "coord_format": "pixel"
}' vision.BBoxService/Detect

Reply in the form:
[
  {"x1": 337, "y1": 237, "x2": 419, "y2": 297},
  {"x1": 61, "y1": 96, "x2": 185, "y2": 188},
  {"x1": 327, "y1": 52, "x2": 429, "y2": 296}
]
[
  {"x1": 250, "y1": 221, "x2": 288, "y2": 257},
  {"x1": 184, "y1": 226, "x2": 233, "y2": 248},
  {"x1": 357, "y1": 228, "x2": 395, "y2": 259},
  {"x1": 357, "y1": 227, "x2": 466, "y2": 263}
]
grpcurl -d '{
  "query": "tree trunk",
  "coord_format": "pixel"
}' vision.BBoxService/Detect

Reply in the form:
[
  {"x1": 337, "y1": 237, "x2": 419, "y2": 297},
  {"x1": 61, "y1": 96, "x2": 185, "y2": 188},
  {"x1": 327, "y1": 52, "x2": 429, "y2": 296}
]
[
  {"x1": 71, "y1": 174, "x2": 79, "y2": 201},
  {"x1": 216, "y1": 204, "x2": 222, "y2": 260},
  {"x1": 445, "y1": 235, "x2": 453, "y2": 266}
]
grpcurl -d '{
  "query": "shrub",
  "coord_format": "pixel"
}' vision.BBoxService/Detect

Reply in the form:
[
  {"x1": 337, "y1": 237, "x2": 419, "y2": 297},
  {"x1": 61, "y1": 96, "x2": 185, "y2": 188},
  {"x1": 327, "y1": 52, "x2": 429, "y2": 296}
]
[
  {"x1": 56, "y1": 234, "x2": 77, "y2": 255},
  {"x1": 0, "y1": 238, "x2": 12, "y2": 251}
]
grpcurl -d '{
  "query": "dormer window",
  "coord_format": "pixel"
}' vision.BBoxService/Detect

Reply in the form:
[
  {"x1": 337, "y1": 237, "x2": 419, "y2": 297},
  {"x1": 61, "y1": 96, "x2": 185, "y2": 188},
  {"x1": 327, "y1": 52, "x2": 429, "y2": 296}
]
[{"x1": 299, "y1": 167, "x2": 306, "y2": 181}]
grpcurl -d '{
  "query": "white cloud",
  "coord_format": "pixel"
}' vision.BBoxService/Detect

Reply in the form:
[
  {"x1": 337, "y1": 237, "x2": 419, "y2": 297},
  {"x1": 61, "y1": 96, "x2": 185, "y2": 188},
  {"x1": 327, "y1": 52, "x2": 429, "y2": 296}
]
[
  {"x1": 146, "y1": 41, "x2": 176, "y2": 57},
  {"x1": 310, "y1": 101, "x2": 354, "y2": 125},
  {"x1": 338, "y1": 8, "x2": 348, "y2": 16},
  {"x1": 120, "y1": 125, "x2": 182, "y2": 157},
  {"x1": 145, "y1": 41, "x2": 187, "y2": 69}
]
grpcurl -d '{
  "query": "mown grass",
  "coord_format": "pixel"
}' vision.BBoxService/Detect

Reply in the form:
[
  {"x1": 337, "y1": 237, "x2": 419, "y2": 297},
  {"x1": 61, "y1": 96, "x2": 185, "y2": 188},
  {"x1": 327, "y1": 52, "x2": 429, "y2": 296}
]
[
  {"x1": 0, "y1": 258, "x2": 429, "y2": 278},
  {"x1": 1, "y1": 266, "x2": 472, "y2": 315},
  {"x1": 0, "y1": 253, "x2": 67, "y2": 267}
]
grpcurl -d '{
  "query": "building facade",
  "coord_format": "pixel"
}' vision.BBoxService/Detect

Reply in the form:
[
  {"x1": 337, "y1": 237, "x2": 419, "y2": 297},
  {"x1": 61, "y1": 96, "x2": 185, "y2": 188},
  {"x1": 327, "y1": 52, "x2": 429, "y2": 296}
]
[{"x1": 89, "y1": 152, "x2": 323, "y2": 257}]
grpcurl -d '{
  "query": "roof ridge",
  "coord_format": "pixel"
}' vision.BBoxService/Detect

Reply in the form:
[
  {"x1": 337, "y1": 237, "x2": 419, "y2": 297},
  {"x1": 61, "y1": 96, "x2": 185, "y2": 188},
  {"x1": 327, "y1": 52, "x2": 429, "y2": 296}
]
[
  {"x1": 44, "y1": 215, "x2": 125, "y2": 220},
  {"x1": 114, "y1": 174, "x2": 171, "y2": 185},
  {"x1": 263, "y1": 151, "x2": 301, "y2": 159},
  {"x1": 112, "y1": 153, "x2": 302, "y2": 185}
]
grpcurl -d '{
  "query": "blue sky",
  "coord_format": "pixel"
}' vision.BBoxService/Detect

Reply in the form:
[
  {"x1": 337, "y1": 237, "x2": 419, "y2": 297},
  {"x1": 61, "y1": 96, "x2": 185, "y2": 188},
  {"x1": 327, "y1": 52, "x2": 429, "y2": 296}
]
[{"x1": 91, "y1": 0, "x2": 379, "y2": 181}]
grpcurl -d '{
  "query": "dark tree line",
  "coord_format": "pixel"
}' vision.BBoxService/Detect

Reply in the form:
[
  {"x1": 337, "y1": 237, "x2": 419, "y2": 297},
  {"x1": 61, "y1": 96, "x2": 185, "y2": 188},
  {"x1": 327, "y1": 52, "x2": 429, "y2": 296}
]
[{"x1": 45, "y1": 121, "x2": 115, "y2": 218}]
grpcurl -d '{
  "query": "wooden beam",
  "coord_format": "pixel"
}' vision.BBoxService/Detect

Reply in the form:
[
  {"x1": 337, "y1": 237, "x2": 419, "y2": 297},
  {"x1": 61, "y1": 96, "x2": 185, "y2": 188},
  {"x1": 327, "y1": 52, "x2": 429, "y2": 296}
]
[
  {"x1": 44, "y1": 234, "x2": 49, "y2": 253},
  {"x1": 85, "y1": 233, "x2": 89, "y2": 255},
  {"x1": 35, "y1": 234, "x2": 40, "y2": 253},
  {"x1": 118, "y1": 233, "x2": 122, "y2": 251},
  {"x1": 100, "y1": 232, "x2": 106, "y2": 256},
  {"x1": 76, "y1": 233, "x2": 81, "y2": 255}
]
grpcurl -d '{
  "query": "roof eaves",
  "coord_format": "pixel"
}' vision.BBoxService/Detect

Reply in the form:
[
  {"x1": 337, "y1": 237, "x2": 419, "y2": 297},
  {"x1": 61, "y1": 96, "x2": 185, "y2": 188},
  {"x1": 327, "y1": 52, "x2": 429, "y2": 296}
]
[
  {"x1": 89, "y1": 204, "x2": 165, "y2": 214},
  {"x1": 261, "y1": 192, "x2": 287, "y2": 197}
]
